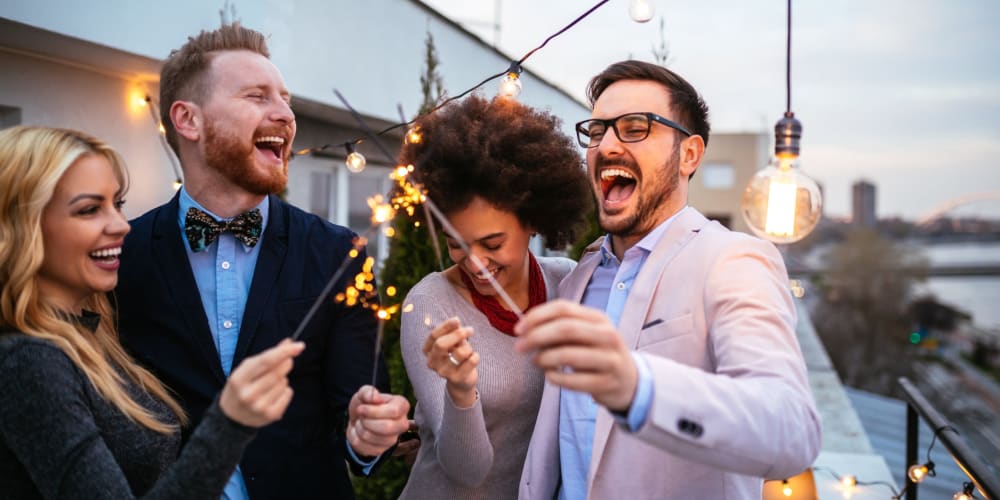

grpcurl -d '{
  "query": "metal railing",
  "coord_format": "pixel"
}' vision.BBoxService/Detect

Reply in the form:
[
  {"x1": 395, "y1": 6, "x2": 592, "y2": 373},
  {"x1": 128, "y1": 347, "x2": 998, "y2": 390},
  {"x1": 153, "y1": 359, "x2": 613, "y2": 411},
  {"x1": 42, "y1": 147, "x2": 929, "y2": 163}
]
[{"x1": 899, "y1": 377, "x2": 1000, "y2": 500}]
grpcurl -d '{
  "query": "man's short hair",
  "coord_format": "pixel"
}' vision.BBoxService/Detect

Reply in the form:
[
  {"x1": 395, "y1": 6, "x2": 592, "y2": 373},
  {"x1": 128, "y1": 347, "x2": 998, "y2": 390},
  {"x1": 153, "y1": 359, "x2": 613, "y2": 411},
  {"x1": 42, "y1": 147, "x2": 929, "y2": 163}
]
[
  {"x1": 159, "y1": 22, "x2": 270, "y2": 153},
  {"x1": 586, "y1": 60, "x2": 711, "y2": 147}
]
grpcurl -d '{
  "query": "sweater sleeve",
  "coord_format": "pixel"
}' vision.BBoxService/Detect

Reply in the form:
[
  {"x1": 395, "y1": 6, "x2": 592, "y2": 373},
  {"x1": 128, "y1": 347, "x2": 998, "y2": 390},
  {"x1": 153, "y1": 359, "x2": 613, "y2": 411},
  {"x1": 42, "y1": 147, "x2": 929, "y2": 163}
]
[
  {"x1": 0, "y1": 339, "x2": 256, "y2": 499},
  {"x1": 400, "y1": 281, "x2": 495, "y2": 487}
]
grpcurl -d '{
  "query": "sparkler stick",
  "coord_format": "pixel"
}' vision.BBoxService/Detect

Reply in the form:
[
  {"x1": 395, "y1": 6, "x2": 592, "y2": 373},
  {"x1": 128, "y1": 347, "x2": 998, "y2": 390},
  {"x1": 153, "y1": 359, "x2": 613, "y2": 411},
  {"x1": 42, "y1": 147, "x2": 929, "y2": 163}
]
[{"x1": 289, "y1": 230, "x2": 373, "y2": 341}]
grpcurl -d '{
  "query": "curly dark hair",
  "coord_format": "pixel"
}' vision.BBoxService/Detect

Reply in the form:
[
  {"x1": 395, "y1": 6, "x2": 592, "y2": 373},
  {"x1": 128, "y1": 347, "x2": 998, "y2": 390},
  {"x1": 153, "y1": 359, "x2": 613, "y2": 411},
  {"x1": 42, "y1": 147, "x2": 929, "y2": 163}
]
[{"x1": 399, "y1": 95, "x2": 593, "y2": 249}]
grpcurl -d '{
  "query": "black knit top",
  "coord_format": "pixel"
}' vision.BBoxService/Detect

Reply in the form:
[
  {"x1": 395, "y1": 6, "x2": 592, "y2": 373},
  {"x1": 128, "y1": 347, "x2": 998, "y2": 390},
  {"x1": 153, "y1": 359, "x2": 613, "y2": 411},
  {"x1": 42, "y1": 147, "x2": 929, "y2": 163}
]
[{"x1": 0, "y1": 332, "x2": 256, "y2": 499}]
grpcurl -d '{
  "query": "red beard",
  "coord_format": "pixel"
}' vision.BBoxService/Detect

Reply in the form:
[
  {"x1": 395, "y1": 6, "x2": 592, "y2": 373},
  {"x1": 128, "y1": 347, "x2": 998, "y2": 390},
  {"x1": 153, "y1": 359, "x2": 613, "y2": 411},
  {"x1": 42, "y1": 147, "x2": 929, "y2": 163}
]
[{"x1": 203, "y1": 120, "x2": 290, "y2": 195}]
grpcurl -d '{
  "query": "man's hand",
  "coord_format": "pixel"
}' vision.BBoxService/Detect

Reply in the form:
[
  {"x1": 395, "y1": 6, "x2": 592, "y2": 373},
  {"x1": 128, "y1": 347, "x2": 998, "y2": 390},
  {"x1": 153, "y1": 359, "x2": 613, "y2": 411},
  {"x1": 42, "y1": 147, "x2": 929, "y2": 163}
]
[
  {"x1": 347, "y1": 385, "x2": 411, "y2": 457},
  {"x1": 514, "y1": 299, "x2": 638, "y2": 412}
]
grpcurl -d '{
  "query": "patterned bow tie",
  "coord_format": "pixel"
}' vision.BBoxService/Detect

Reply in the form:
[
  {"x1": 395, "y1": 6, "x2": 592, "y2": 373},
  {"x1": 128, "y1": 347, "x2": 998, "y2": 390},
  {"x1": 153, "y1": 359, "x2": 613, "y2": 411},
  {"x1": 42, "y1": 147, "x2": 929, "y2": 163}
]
[{"x1": 184, "y1": 207, "x2": 263, "y2": 252}]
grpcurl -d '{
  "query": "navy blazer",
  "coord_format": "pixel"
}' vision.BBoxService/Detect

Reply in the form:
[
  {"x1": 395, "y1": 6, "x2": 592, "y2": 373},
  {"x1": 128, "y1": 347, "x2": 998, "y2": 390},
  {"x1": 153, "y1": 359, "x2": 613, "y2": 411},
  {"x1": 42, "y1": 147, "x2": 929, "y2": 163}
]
[{"x1": 115, "y1": 193, "x2": 389, "y2": 499}]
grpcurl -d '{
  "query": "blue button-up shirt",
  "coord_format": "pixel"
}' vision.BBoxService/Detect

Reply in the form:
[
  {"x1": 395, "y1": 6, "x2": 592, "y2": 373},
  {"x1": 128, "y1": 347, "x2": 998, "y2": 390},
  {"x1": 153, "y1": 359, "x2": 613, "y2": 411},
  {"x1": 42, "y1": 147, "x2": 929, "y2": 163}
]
[
  {"x1": 179, "y1": 188, "x2": 266, "y2": 500},
  {"x1": 557, "y1": 207, "x2": 687, "y2": 500}
]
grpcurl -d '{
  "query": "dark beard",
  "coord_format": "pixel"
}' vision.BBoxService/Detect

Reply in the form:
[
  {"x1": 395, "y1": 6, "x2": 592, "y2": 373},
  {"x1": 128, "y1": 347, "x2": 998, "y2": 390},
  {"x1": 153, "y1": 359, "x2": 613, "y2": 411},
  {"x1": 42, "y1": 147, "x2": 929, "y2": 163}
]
[
  {"x1": 596, "y1": 149, "x2": 679, "y2": 239},
  {"x1": 203, "y1": 120, "x2": 288, "y2": 195}
]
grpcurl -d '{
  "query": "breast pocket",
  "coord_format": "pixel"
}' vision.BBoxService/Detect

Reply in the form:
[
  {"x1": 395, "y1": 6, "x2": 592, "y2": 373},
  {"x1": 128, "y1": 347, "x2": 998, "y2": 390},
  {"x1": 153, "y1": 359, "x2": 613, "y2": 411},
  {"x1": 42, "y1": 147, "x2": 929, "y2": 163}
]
[{"x1": 636, "y1": 313, "x2": 694, "y2": 350}]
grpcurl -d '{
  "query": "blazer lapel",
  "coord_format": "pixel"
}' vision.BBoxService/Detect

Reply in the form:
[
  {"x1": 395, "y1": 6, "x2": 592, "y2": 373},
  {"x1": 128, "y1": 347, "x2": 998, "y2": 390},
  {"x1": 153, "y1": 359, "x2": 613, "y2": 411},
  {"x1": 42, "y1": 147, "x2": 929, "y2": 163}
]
[
  {"x1": 151, "y1": 194, "x2": 226, "y2": 383},
  {"x1": 559, "y1": 237, "x2": 604, "y2": 302},
  {"x1": 234, "y1": 195, "x2": 288, "y2": 363},
  {"x1": 587, "y1": 208, "x2": 711, "y2": 490}
]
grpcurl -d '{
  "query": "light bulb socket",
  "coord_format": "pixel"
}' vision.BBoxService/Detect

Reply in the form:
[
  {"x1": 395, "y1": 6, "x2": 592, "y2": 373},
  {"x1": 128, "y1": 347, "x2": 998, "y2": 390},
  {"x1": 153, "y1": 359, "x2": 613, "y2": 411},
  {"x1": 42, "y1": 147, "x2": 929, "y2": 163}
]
[
  {"x1": 774, "y1": 111, "x2": 802, "y2": 157},
  {"x1": 506, "y1": 61, "x2": 522, "y2": 78}
]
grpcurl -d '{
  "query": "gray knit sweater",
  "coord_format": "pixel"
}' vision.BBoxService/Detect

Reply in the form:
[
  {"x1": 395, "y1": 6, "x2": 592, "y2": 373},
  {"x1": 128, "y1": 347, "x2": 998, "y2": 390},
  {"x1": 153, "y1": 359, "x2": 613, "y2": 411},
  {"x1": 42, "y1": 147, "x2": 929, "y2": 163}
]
[
  {"x1": 0, "y1": 334, "x2": 256, "y2": 499},
  {"x1": 398, "y1": 256, "x2": 574, "y2": 500}
]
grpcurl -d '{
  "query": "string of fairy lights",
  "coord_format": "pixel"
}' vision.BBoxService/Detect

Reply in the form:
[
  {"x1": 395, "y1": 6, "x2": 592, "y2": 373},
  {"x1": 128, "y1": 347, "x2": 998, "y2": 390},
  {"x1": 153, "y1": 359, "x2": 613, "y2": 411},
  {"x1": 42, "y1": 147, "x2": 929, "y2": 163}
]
[
  {"x1": 769, "y1": 425, "x2": 984, "y2": 499},
  {"x1": 136, "y1": 2, "x2": 988, "y2": 497}
]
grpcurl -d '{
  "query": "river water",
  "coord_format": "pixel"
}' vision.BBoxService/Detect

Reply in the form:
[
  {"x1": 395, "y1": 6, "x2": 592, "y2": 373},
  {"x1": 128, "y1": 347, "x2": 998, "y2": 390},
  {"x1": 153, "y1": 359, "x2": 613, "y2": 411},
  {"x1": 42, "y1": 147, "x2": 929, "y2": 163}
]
[{"x1": 910, "y1": 241, "x2": 1000, "y2": 331}]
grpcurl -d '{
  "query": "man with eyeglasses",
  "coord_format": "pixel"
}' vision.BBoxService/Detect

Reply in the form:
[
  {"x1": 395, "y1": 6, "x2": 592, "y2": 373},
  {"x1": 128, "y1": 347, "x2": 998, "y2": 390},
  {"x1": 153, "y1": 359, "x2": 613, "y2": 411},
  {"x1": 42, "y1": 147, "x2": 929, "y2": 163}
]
[{"x1": 515, "y1": 60, "x2": 821, "y2": 499}]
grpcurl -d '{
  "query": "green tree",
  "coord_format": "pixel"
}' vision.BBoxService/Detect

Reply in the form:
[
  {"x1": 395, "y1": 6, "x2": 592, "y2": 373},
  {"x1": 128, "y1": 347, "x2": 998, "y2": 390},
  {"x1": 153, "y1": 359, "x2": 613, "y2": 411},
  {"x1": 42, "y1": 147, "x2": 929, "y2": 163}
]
[
  {"x1": 811, "y1": 228, "x2": 929, "y2": 395},
  {"x1": 351, "y1": 30, "x2": 448, "y2": 500}
]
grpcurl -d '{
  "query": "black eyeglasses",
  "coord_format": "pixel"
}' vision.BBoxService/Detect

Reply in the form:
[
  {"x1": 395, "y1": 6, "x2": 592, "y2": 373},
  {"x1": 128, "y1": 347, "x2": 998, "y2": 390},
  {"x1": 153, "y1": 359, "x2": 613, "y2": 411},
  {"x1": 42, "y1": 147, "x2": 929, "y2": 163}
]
[{"x1": 575, "y1": 112, "x2": 692, "y2": 148}]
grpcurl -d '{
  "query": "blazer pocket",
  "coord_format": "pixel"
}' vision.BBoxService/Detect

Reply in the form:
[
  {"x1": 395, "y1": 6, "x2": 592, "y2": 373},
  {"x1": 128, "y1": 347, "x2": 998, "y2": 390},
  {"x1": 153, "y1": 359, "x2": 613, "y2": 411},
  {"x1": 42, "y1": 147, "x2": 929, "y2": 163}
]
[{"x1": 636, "y1": 313, "x2": 694, "y2": 350}]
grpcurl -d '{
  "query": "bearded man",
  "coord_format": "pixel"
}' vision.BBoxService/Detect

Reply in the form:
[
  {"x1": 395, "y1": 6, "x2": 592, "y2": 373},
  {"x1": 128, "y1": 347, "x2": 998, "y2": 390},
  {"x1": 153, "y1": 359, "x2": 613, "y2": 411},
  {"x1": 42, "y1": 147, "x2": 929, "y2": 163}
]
[{"x1": 115, "y1": 23, "x2": 410, "y2": 500}]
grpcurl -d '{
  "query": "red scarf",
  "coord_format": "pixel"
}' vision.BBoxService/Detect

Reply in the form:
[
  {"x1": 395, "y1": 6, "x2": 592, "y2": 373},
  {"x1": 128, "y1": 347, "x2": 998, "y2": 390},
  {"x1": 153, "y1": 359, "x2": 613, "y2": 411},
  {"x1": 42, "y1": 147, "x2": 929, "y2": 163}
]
[{"x1": 459, "y1": 253, "x2": 545, "y2": 336}]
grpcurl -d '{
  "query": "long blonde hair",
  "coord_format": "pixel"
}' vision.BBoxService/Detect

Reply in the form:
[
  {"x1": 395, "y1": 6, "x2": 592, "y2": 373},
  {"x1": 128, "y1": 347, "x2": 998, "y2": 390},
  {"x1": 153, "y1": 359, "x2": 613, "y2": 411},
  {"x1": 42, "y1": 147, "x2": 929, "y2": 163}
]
[{"x1": 0, "y1": 126, "x2": 186, "y2": 433}]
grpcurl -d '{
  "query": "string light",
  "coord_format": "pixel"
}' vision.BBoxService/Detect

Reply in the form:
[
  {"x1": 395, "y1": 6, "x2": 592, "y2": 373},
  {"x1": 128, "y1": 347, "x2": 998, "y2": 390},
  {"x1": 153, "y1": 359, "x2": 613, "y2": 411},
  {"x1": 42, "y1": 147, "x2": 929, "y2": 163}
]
[
  {"x1": 345, "y1": 141, "x2": 366, "y2": 173},
  {"x1": 140, "y1": 94, "x2": 184, "y2": 189},
  {"x1": 953, "y1": 482, "x2": 977, "y2": 500},
  {"x1": 907, "y1": 461, "x2": 934, "y2": 483},
  {"x1": 629, "y1": 0, "x2": 654, "y2": 23},
  {"x1": 781, "y1": 479, "x2": 793, "y2": 497},
  {"x1": 293, "y1": 0, "x2": 613, "y2": 161},
  {"x1": 405, "y1": 125, "x2": 423, "y2": 144},
  {"x1": 499, "y1": 62, "x2": 523, "y2": 99}
]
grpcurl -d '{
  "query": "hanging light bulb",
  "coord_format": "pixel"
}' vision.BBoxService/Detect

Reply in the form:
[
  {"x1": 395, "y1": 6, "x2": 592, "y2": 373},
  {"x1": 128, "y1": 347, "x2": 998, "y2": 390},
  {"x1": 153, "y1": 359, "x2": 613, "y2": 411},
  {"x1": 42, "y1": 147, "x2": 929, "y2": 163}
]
[
  {"x1": 742, "y1": 114, "x2": 822, "y2": 243},
  {"x1": 907, "y1": 461, "x2": 934, "y2": 483},
  {"x1": 840, "y1": 475, "x2": 857, "y2": 488},
  {"x1": 629, "y1": 0, "x2": 654, "y2": 23},
  {"x1": 499, "y1": 62, "x2": 523, "y2": 99},
  {"x1": 740, "y1": 0, "x2": 822, "y2": 243},
  {"x1": 952, "y1": 482, "x2": 975, "y2": 500},
  {"x1": 345, "y1": 142, "x2": 366, "y2": 173},
  {"x1": 405, "y1": 125, "x2": 423, "y2": 144},
  {"x1": 781, "y1": 480, "x2": 793, "y2": 497}
]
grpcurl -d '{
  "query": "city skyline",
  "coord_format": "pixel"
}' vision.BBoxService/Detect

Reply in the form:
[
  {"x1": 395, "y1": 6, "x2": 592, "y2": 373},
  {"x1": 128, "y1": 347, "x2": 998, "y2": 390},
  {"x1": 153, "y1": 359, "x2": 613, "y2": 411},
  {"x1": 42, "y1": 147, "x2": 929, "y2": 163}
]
[{"x1": 423, "y1": 0, "x2": 1000, "y2": 221}]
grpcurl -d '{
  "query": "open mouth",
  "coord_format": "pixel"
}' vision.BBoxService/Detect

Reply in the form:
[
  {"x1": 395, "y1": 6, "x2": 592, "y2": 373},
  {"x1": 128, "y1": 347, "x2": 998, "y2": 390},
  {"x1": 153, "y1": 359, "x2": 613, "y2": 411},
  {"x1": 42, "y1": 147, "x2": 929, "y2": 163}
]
[
  {"x1": 254, "y1": 136, "x2": 286, "y2": 162},
  {"x1": 89, "y1": 246, "x2": 121, "y2": 263},
  {"x1": 600, "y1": 168, "x2": 637, "y2": 203}
]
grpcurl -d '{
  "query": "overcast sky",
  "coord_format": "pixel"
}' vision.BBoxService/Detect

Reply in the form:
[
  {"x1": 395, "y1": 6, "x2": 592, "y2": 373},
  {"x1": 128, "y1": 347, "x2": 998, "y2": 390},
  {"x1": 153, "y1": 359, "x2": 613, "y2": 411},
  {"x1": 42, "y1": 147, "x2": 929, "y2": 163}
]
[{"x1": 422, "y1": 0, "x2": 1000, "y2": 221}]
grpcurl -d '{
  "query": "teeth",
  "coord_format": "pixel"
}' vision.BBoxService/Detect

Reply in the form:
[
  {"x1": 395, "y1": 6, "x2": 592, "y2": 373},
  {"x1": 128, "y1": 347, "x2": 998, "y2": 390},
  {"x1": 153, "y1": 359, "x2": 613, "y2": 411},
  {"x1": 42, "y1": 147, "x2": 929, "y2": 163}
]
[
  {"x1": 600, "y1": 168, "x2": 635, "y2": 181},
  {"x1": 90, "y1": 247, "x2": 121, "y2": 259},
  {"x1": 255, "y1": 136, "x2": 285, "y2": 145},
  {"x1": 474, "y1": 268, "x2": 499, "y2": 279}
]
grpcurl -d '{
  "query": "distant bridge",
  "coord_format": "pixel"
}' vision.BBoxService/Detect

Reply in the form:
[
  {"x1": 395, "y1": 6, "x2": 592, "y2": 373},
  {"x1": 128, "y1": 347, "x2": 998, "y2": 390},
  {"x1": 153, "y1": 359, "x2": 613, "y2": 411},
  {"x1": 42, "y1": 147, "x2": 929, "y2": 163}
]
[
  {"x1": 787, "y1": 263, "x2": 1000, "y2": 278},
  {"x1": 916, "y1": 191, "x2": 1000, "y2": 226}
]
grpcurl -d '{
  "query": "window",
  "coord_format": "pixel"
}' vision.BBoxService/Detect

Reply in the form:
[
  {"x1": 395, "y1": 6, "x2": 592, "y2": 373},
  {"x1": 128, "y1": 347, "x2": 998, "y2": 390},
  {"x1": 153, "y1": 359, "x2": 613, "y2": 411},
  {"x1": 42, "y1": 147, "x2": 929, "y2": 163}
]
[
  {"x1": 0, "y1": 105, "x2": 22, "y2": 129},
  {"x1": 700, "y1": 162, "x2": 735, "y2": 190}
]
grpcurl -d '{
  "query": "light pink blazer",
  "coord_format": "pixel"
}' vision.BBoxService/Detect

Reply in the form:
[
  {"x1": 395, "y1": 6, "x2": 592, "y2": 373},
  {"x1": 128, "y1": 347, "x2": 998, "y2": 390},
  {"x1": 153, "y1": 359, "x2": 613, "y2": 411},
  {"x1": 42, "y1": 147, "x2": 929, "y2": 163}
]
[{"x1": 519, "y1": 208, "x2": 821, "y2": 500}]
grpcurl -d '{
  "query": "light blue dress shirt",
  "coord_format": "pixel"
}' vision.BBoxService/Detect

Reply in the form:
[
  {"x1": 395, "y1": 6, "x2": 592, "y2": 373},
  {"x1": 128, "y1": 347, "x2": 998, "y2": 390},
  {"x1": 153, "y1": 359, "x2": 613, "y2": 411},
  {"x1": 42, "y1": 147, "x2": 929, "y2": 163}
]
[
  {"x1": 557, "y1": 207, "x2": 687, "y2": 500},
  {"x1": 179, "y1": 188, "x2": 266, "y2": 500}
]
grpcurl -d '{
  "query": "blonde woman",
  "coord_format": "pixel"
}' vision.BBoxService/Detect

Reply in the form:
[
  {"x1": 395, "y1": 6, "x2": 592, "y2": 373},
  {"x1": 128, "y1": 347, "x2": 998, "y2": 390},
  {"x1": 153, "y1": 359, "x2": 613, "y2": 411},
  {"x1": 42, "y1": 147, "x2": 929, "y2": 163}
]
[{"x1": 0, "y1": 126, "x2": 304, "y2": 499}]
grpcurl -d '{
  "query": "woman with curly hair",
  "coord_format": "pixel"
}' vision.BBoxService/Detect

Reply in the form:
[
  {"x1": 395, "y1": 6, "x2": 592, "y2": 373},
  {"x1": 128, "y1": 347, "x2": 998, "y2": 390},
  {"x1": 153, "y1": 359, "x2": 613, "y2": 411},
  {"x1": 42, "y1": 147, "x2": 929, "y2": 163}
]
[
  {"x1": 397, "y1": 95, "x2": 592, "y2": 499},
  {"x1": 0, "y1": 126, "x2": 304, "y2": 498}
]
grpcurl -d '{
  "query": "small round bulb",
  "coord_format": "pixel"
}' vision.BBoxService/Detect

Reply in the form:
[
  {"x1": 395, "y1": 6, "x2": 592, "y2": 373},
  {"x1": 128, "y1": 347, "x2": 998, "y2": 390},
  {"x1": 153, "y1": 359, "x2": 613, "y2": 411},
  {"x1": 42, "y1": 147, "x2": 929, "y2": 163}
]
[
  {"x1": 782, "y1": 480, "x2": 793, "y2": 497},
  {"x1": 499, "y1": 72, "x2": 522, "y2": 99},
  {"x1": 406, "y1": 126, "x2": 423, "y2": 144},
  {"x1": 172, "y1": 179, "x2": 183, "y2": 191},
  {"x1": 907, "y1": 463, "x2": 929, "y2": 483},
  {"x1": 629, "y1": 0, "x2": 654, "y2": 23},
  {"x1": 346, "y1": 151, "x2": 366, "y2": 173},
  {"x1": 841, "y1": 475, "x2": 857, "y2": 488}
]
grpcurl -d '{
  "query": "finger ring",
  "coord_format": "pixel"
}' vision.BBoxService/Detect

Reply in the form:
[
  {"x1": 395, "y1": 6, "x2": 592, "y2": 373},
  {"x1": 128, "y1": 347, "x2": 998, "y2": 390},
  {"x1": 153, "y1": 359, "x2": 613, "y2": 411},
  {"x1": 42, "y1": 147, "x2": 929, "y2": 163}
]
[{"x1": 447, "y1": 352, "x2": 460, "y2": 366}]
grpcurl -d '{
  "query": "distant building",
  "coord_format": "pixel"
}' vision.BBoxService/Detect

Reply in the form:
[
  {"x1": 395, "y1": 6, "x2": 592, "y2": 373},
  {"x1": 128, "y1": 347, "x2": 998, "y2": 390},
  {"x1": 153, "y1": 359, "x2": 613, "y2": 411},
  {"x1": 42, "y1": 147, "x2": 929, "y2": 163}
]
[
  {"x1": 852, "y1": 179, "x2": 877, "y2": 228},
  {"x1": 689, "y1": 131, "x2": 769, "y2": 234}
]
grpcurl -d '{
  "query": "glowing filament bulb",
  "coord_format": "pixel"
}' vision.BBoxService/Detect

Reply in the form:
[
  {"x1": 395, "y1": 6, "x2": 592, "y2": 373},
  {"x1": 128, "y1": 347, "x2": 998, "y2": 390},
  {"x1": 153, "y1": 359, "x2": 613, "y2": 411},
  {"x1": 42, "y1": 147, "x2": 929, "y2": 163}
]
[
  {"x1": 764, "y1": 174, "x2": 797, "y2": 237},
  {"x1": 908, "y1": 463, "x2": 931, "y2": 483},
  {"x1": 346, "y1": 151, "x2": 366, "y2": 173},
  {"x1": 629, "y1": 0, "x2": 654, "y2": 22},
  {"x1": 499, "y1": 72, "x2": 522, "y2": 99},
  {"x1": 406, "y1": 126, "x2": 423, "y2": 144},
  {"x1": 781, "y1": 480, "x2": 792, "y2": 497}
]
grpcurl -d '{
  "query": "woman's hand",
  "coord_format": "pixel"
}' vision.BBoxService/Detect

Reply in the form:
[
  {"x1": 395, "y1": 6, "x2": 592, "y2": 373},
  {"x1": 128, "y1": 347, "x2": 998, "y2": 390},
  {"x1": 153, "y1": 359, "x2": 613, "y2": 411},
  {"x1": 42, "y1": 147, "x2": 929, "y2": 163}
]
[
  {"x1": 422, "y1": 317, "x2": 479, "y2": 408},
  {"x1": 219, "y1": 338, "x2": 305, "y2": 427}
]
